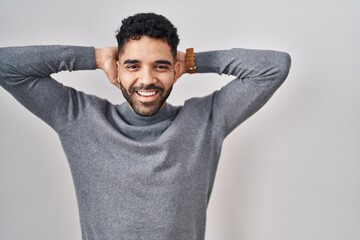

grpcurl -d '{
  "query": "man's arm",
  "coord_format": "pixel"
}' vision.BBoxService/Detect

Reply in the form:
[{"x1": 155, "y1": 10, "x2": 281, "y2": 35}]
[
  {"x1": 0, "y1": 45, "x2": 96, "y2": 131},
  {"x1": 193, "y1": 48, "x2": 291, "y2": 136}
]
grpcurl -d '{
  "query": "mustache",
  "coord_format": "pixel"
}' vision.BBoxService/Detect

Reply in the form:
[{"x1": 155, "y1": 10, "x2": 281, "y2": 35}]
[{"x1": 130, "y1": 84, "x2": 164, "y2": 93}]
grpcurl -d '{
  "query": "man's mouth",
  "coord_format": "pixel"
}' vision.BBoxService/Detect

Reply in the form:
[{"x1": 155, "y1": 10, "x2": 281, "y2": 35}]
[
  {"x1": 136, "y1": 90, "x2": 158, "y2": 97},
  {"x1": 131, "y1": 84, "x2": 164, "y2": 99}
]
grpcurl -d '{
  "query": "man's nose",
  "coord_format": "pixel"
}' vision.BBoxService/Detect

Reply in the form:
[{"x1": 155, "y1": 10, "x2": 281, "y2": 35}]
[{"x1": 138, "y1": 67, "x2": 157, "y2": 85}]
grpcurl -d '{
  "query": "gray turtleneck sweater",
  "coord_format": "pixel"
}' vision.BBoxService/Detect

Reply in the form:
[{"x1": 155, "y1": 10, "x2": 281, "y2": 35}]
[{"x1": 0, "y1": 45, "x2": 291, "y2": 240}]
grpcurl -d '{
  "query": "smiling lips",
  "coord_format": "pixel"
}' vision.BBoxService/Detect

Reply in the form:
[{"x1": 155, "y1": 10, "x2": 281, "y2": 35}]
[
  {"x1": 134, "y1": 89, "x2": 163, "y2": 102},
  {"x1": 132, "y1": 84, "x2": 164, "y2": 100},
  {"x1": 136, "y1": 90, "x2": 158, "y2": 97}
]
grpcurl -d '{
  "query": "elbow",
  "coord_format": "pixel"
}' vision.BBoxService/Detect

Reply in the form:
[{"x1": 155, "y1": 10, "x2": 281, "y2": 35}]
[
  {"x1": 278, "y1": 52, "x2": 292, "y2": 81},
  {"x1": 267, "y1": 51, "x2": 291, "y2": 86}
]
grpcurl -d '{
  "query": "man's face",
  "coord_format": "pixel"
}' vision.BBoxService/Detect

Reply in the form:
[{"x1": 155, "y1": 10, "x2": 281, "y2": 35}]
[{"x1": 117, "y1": 36, "x2": 180, "y2": 116}]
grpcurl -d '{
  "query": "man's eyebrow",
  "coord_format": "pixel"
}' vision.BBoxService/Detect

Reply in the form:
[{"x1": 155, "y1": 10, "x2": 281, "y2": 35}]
[
  {"x1": 123, "y1": 59, "x2": 173, "y2": 65},
  {"x1": 123, "y1": 59, "x2": 140, "y2": 64},
  {"x1": 155, "y1": 60, "x2": 172, "y2": 65}
]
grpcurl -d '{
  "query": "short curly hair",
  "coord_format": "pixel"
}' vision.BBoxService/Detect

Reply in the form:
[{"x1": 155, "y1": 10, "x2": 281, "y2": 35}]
[{"x1": 115, "y1": 13, "x2": 180, "y2": 57}]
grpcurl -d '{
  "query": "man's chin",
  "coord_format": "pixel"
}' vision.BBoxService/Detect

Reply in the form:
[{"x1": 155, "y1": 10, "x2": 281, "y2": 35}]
[
  {"x1": 121, "y1": 87, "x2": 171, "y2": 117},
  {"x1": 132, "y1": 103, "x2": 162, "y2": 117}
]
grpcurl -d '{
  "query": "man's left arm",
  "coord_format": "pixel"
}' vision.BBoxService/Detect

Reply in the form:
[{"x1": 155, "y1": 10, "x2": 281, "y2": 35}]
[{"x1": 193, "y1": 48, "x2": 291, "y2": 136}]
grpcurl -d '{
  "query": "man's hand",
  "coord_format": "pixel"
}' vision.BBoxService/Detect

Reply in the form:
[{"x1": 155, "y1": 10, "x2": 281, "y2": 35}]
[{"x1": 95, "y1": 47, "x2": 119, "y2": 88}]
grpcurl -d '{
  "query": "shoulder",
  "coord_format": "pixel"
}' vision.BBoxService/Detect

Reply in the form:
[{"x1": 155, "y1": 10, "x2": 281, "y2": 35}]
[{"x1": 181, "y1": 93, "x2": 217, "y2": 117}]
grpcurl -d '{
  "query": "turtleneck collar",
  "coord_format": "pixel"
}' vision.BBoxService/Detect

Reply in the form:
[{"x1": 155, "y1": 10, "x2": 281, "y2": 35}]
[{"x1": 118, "y1": 102, "x2": 178, "y2": 126}]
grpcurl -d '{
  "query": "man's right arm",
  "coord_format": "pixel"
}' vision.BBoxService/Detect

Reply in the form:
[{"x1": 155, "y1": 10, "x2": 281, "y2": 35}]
[{"x1": 0, "y1": 45, "x2": 96, "y2": 131}]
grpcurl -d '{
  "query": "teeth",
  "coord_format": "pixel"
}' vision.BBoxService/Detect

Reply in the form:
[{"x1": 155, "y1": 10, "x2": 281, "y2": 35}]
[{"x1": 137, "y1": 91, "x2": 157, "y2": 97}]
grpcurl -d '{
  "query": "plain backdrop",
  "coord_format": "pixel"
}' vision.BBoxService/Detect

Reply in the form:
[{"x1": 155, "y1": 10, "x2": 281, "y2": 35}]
[{"x1": 1, "y1": 0, "x2": 359, "y2": 239}]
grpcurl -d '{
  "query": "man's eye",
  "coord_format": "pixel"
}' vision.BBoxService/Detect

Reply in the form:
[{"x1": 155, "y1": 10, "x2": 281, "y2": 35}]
[
  {"x1": 155, "y1": 65, "x2": 170, "y2": 71},
  {"x1": 126, "y1": 65, "x2": 139, "y2": 70}
]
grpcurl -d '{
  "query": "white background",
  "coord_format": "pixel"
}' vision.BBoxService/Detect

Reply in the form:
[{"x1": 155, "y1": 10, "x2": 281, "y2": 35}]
[{"x1": 1, "y1": 0, "x2": 359, "y2": 239}]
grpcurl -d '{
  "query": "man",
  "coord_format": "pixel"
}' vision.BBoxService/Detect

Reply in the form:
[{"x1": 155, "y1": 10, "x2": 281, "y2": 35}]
[{"x1": 0, "y1": 12, "x2": 291, "y2": 240}]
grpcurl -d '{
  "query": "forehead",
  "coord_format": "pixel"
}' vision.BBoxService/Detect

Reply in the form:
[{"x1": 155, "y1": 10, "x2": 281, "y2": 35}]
[{"x1": 120, "y1": 36, "x2": 173, "y2": 63}]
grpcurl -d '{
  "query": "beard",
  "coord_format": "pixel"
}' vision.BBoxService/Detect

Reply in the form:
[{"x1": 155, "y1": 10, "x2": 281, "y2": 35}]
[{"x1": 120, "y1": 83, "x2": 173, "y2": 117}]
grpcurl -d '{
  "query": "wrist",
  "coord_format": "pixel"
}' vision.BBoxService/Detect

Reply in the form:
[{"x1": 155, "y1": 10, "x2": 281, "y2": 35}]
[
  {"x1": 185, "y1": 48, "x2": 197, "y2": 74},
  {"x1": 95, "y1": 48, "x2": 104, "y2": 69}
]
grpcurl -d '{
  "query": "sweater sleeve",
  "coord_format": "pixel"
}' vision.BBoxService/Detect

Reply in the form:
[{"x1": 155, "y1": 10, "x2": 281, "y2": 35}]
[
  {"x1": 0, "y1": 45, "x2": 97, "y2": 132},
  {"x1": 195, "y1": 48, "x2": 291, "y2": 136}
]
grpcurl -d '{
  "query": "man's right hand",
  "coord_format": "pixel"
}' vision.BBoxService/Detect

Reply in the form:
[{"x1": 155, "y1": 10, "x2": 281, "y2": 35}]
[{"x1": 95, "y1": 47, "x2": 119, "y2": 88}]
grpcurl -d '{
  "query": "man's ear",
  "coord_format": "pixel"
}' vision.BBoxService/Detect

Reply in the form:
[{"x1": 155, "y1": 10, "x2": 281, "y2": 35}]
[
  {"x1": 173, "y1": 61, "x2": 181, "y2": 83},
  {"x1": 116, "y1": 61, "x2": 121, "y2": 84}
]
